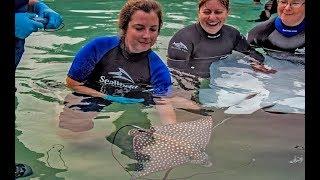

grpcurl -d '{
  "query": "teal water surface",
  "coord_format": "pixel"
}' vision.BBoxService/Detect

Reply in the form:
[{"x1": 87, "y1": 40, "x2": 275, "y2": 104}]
[{"x1": 15, "y1": 0, "x2": 304, "y2": 179}]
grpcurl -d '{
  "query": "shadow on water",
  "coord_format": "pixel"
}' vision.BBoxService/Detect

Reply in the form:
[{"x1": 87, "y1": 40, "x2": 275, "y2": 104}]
[
  {"x1": 15, "y1": 130, "x2": 67, "y2": 180},
  {"x1": 20, "y1": 90, "x2": 62, "y2": 103},
  {"x1": 58, "y1": 92, "x2": 154, "y2": 175},
  {"x1": 15, "y1": 94, "x2": 67, "y2": 179},
  {"x1": 57, "y1": 91, "x2": 220, "y2": 179},
  {"x1": 15, "y1": 1, "x2": 305, "y2": 179},
  {"x1": 105, "y1": 104, "x2": 152, "y2": 171}
]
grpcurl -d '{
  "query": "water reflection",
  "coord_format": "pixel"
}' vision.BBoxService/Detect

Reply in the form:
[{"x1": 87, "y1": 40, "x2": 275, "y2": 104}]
[
  {"x1": 57, "y1": 89, "x2": 215, "y2": 179},
  {"x1": 58, "y1": 93, "x2": 108, "y2": 132},
  {"x1": 15, "y1": 0, "x2": 305, "y2": 179}
]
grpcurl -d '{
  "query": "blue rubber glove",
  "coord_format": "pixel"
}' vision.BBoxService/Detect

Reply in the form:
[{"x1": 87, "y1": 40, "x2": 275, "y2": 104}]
[
  {"x1": 15, "y1": 13, "x2": 44, "y2": 39},
  {"x1": 34, "y1": 2, "x2": 62, "y2": 29},
  {"x1": 103, "y1": 95, "x2": 144, "y2": 104}
]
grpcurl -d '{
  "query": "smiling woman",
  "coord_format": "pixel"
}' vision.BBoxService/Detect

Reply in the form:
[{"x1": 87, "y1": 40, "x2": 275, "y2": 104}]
[
  {"x1": 277, "y1": 0, "x2": 305, "y2": 26},
  {"x1": 247, "y1": 0, "x2": 305, "y2": 53},
  {"x1": 166, "y1": 0, "x2": 273, "y2": 78},
  {"x1": 118, "y1": 0, "x2": 162, "y2": 53},
  {"x1": 66, "y1": 0, "x2": 172, "y2": 103},
  {"x1": 123, "y1": 10, "x2": 159, "y2": 53},
  {"x1": 198, "y1": 0, "x2": 229, "y2": 34}
]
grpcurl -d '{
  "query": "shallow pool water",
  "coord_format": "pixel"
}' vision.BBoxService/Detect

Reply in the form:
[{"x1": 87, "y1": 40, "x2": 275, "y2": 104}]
[{"x1": 15, "y1": 0, "x2": 304, "y2": 179}]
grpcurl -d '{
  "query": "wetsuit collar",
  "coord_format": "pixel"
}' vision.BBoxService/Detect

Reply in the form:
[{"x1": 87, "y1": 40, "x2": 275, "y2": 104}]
[
  {"x1": 120, "y1": 41, "x2": 151, "y2": 62},
  {"x1": 275, "y1": 16, "x2": 305, "y2": 38},
  {"x1": 196, "y1": 23, "x2": 221, "y2": 39}
]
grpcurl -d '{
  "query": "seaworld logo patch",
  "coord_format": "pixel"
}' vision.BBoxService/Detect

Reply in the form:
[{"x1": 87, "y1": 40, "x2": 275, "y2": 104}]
[{"x1": 171, "y1": 42, "x2": 188, "y2": 52}]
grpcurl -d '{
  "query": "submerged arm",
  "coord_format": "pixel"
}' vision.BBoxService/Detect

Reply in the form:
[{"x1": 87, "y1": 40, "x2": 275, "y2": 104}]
[
  {"x1": 66, "y1": 76, "x2": 105, "y2": 98},
  {"x1": 234, "y1": 34, "x2": 265, "y2": 62}
]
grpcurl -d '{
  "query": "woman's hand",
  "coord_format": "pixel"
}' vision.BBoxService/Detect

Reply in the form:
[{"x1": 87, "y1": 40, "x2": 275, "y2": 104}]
[
  {"x1": 250, "y1": 61, "x2": 277, "y2": 74},
  {"x1": 246, "y1": 56, "x2": 277, "y2": 74}
]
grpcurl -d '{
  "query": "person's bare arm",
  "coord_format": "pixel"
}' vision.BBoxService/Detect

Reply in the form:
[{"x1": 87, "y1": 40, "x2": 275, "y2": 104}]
[{"x1": 66, "y1": 76, "x2": 105, "y2": 98}]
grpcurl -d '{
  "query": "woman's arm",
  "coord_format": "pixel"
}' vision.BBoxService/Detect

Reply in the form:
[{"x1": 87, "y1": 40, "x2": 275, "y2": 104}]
[
  {"x1": 234, "y1": 34, "x2": 265, "y2": 62},
  {"x1": 66, "y1": 76, "x2": 105, "y2": 98},
  {"x1": 66, "y1": 76, "x2": 145, "y2": 104}
]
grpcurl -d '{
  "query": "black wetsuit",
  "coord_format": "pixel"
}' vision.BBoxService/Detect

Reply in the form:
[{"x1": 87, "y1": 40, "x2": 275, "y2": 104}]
[
  {"x1": 247, "y1": 17, "x2": 305, "y2": 53},
  {"x1": 84, "y1": 43, "x2": 153, "y2": 96},
  {"x1": 167, "y1": 23, "x2": 264, "y2": 77},
  {"x1": 68, "y1": 36, "x2": 172, "y2": 102}
]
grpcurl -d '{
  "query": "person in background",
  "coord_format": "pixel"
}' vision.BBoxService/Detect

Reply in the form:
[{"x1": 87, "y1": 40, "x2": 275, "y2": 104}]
[
  {"x1": 15, "y1": 0, "x2": 63, "y2": 69},
  {"x1": 253, "y1": 0, "x2": 278, "y2": 22},
  {"x1": 15, "y1": 0, "x2": 62, "y2": 178},
  {"x1": 167, "y1": 0, "x2": 275, "y2": 78},
  {"x1": 247, "y1": 0, "x2": 305, "y2": 53}
]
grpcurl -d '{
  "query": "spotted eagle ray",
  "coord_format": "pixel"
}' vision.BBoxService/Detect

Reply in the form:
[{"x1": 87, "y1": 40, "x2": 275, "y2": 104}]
[{"x1": 128, "y1": 116, "x2": 213, "y2": 178}]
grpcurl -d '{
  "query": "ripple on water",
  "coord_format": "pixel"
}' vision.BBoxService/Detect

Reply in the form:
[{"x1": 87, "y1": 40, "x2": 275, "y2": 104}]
[{"x1": 26, "y1": 32, "x2": 85, "y2": 49}]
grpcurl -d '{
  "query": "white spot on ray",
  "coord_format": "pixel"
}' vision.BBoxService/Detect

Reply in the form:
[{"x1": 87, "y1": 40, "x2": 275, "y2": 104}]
[{"x1": 129, "y1": 116, "x2": 213, "y2": 178}]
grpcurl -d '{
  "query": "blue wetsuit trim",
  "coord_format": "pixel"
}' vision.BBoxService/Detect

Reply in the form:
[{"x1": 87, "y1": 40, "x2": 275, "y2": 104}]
[
  {"x1": 68, "y1": 36, "x2": 120, "y2": 82},
  {"x1": 68, "y1": 36, "x2": 172, "y2": 95},
  {"x1": 148, "y1": 52, "x2": 172, "y2": 96},
  {"x1": 275, "y1": 17, "x2": 305, "y2": 37}
]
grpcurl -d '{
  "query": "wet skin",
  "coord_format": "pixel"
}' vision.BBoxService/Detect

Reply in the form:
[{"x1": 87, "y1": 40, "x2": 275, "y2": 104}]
[
  {"x1": 124, "y1": 10, "x2": 159, "y2": 53},
  {"x1": 198, "y1": 0, "x2": 229, "y2": 34}
]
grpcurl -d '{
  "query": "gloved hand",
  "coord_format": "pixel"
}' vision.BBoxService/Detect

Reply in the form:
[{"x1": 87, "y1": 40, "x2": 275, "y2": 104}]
[
  {"x1": 34, "y1": 2, "x2": 62, "y2": 29},
  {"x1": 15, "y1": 13, "x2": 44, "y2": 39},
  {"x1": 103, "y1": 95, "x2": 144, "y2": 104}
]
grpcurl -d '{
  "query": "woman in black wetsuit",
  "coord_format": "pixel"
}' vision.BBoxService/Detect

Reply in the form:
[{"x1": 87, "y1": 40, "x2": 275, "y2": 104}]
[
  {"x1": 247, "y1": 0, "x2": 305, "y2": 54},
  {"x1": 167, "y1": 0, "x2": 274, "y2": 78}
]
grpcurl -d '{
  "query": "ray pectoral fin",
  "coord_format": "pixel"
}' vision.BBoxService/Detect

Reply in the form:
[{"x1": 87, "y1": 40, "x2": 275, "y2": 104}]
[
  {"x1": 130, "y1": 117, "x2": 214, "y2": 178},
  {"x1": 132, "y1": 133, "x2": 192, "y2": 177},
  {"x1": 132, "y1": 149, "x2": 191, "y2": 178},
  {"x1": 190, "y1": 152, "x2": 213, "y2": 167}
]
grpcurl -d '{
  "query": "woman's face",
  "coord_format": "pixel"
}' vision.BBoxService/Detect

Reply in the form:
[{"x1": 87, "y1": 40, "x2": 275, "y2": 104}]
[
  {"x1": 277, "y1": 0, "x2": 305, "y2": 26},
  {"x1": 198, "y1": 0, "x2": 229, "y2": 34},
  {"x1": 124, "y1": 10, "x2": 159, "y2": 53}
]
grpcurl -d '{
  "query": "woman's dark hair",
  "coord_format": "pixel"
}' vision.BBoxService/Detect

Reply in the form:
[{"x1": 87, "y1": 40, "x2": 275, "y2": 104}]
[
  {"x1": 118, "y1": 0, "x2": 163, "y2": 36},
  {"x1": 198, "y1": 0, "x2": 229, "y2": 11}
]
